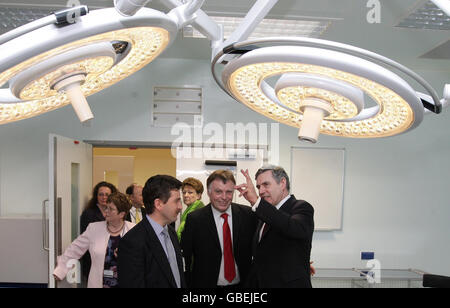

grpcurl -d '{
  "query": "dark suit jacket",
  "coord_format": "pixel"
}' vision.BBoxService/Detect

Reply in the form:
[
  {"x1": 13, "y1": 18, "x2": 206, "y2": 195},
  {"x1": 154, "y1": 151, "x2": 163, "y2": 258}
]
[
  {"x1": 117, "y1": 217, "x2": 186, "y2": 288},
  {"x1": 80, "y1": 205, "x2": 104, "y2": 234},
  {"x1": 248, "y1": 195, "x2": 314, "y2": 288},
  {"x1": 181, "y1": 203, "x2": 257, "y2": 288}
]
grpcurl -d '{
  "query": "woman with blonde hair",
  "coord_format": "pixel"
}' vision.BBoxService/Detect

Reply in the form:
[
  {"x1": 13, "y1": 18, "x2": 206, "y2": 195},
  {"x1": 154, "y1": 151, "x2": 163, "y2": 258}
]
[{"x1": 177, "y1": 177, "x2": 205, "y2": 241}]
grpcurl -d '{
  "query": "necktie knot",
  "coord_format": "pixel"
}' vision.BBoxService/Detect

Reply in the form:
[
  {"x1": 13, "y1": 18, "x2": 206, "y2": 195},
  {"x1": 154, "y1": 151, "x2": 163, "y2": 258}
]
[{"x1": 221, "y1": 213, "x2": 228, "y2": 221}]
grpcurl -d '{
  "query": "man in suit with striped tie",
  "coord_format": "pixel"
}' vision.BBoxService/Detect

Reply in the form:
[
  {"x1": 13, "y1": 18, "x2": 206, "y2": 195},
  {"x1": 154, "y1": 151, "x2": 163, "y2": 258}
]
[{"x1": 125, "y1": 183, "x2": 145, "y2": 224}]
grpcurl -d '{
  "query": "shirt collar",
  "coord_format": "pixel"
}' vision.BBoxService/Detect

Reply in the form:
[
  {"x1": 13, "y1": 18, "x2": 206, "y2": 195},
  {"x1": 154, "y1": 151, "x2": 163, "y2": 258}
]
[
  {"x1": 211, "y1": 203, "x2": 232, "y2": 220},
  {"x1": 146, "y1": 215, "x2": 166, "y2": 236},
  {"x1": 275, "y1": 194, "x2": 291, "y2": 210}
]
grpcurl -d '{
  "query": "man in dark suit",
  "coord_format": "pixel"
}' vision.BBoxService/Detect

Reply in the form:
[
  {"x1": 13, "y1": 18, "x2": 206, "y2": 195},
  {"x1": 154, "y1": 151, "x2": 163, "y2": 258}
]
[
  {"x1": 236, "y1": 165, "x2": 314, "y2": 288},
  {"x1": 118, "y1": 175, "x2": 186, "y2": 288},
  {"x1": 181, "y1": 170, "x2": 257, "y2": 288}
]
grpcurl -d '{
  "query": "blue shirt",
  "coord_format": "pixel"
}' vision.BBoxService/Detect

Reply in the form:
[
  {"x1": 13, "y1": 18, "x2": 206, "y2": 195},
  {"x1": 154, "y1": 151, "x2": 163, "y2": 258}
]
[{"x1": 146, "y1": 215, "x2": 170, "y2": 257}]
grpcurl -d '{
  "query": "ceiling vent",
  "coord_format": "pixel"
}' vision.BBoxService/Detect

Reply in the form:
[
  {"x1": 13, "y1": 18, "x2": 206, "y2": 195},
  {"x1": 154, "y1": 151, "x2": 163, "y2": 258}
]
[
  {"x1": 0, "y1": 7, "x2": 55, "y2": 34},
  {"x1": 396, "y1": 1, "x2": 450, "y2": 30}
]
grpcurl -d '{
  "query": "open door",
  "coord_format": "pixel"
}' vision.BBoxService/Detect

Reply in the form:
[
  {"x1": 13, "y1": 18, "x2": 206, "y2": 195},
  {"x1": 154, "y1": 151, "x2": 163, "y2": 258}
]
[{"x1": 48, "y1": 134, "x2": 92, "y2": 288}]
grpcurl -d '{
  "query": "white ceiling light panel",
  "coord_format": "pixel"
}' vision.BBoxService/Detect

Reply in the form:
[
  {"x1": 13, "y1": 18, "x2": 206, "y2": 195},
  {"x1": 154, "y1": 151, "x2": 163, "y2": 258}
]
[{"x1": 184, "y1": 16, "x2": 330, "y2": 39}]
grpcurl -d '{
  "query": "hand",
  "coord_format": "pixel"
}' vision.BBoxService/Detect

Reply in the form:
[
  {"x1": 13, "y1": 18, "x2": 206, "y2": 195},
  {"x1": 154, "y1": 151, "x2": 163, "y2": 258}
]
[
  {"x1": 310, "y1": 261, "x2": 316, "y2": 276},
  {"x1": 53, "y1": 274, "x2": 62, "y2": 281},
  {"x1": 235, "y1": 169, "x2": 259, "y2": 205}
]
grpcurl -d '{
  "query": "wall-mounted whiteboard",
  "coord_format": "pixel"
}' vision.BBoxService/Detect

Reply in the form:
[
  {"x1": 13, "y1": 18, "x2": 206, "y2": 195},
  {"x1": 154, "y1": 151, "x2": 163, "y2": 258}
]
[{"x1": 290, "y1": 147, "x2": 345, "y2": 231}]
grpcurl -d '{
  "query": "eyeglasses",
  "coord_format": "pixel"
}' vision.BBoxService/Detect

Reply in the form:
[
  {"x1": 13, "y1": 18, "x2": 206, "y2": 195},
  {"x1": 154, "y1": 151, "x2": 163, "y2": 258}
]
[{"x1": 104, "y1": 206, "x2": 117, "y2": 213}]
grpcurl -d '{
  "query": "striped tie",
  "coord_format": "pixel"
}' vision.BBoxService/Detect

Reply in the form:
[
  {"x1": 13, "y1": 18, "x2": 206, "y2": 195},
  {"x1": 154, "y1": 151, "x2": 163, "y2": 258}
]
[{"x1": 135, "y1": 208, "x2": 141, "y2": 224}]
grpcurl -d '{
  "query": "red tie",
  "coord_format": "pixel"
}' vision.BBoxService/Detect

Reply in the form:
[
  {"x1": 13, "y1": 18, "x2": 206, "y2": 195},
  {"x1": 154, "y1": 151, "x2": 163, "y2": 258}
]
[{"x1": 221, "y1": 213, "x2": 236, "y2": 283}]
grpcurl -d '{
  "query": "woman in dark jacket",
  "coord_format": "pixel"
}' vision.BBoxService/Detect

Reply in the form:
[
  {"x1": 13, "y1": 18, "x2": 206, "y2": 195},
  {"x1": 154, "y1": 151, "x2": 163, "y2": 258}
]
[
  {"x1": 79, "y1": 181, "x2": 117, "y2": 285},
  {"x1": 80, "y1": 181, "x2": 118, "y2": 233}
]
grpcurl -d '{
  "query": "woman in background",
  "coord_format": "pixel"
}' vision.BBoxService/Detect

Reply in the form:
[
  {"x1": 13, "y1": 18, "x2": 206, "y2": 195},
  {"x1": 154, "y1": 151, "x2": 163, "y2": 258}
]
[
  {"x1": 80, "y1": 181, "x2": 118, "y2": 233},
  {"x1": 177, "y1": 177, "x2": 205, "y2": 241},
  {"x1": 79, "y1": 181, "x2": 118, "y2": 284}
]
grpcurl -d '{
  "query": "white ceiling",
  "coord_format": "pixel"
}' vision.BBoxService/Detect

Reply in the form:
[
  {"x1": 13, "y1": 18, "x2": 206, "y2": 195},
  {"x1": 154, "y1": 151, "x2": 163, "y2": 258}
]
[{"x1": 0, "y1": 0, "x2": 449, "y2": 71}]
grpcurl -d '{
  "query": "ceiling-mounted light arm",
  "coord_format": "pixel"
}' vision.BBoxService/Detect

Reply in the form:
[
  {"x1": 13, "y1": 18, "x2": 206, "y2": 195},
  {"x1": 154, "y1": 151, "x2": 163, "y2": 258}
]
[
  {"x1": 0, "y1": 6, "x2": 89, "y2": 46},
  {"x1": 431, "y1": 0, "x2": 450, "y2": 16},
  {"x1": 419, "y1": 84, "x2": 450, "y2": 114},
  {"x1": 217, "y1": 0, "x2": 278, "y2": 56},
  {"x1": 167, "y1": 0, "x2": 206, "y2": 29},
  {"x1": 184, "y1": 0, "x2": 206, "y2": 16},
  {"x1": 114, "y1": 0, "x2": 152, "y2": 16},
  {"x1": 213, "y1": 37, "x2": 444, "y2": 114},
  {"x1": 210, "y1": 0, "x2": 279, "y2": 62},
  {"x1": 159, "y1": 0, "x2": 222, "y2": 46},
  {"x1": 114, "y1": 0, "x2": 206, "y2": 28}
]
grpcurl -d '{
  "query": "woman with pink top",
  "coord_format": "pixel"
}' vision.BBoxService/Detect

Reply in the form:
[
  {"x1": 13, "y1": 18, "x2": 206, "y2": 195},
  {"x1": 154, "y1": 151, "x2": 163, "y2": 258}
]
[{"x1": 53, "y1": 192, "x2": 135, "y2": 288}]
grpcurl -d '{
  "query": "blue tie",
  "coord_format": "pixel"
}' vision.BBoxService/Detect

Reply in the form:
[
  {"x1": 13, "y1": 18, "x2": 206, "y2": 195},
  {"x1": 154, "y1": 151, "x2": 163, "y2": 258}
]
[{"x1": 162, "y1": 228, "x2": 181, "y2": 288}]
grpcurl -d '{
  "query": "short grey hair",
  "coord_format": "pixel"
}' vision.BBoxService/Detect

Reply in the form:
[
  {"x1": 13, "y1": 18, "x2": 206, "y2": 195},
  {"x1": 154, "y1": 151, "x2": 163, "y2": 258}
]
[{"x1": 255, "y1": 165, "x2": 290, "y2": 192}]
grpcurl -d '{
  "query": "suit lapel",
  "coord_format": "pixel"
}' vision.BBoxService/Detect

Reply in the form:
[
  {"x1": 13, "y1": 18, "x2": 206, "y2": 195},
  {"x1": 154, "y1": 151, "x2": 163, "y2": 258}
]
[
  {"x1": 257, "y1": 199, "x2": 272, "y2": 243},
  {"x1": 257, "y1": 196, "x2": 296, "y2": 244},
  {"x1": 252, "y1": 219, "x2": 263, "y2": 254},
  {"x1": 143, "y1": 217, "x2": 177, "y2": 288},
  {"x1": 205, "y1": 204, "x2": 222, "y2": 252},
  {"x1": 231, "y1": 204, "x2": 240, "y2": 254},
  {"x1": 279, "y1": 195, "x2": 296, "y2": 212},
  {"x1": 256, "y1": 220, "x2": 271, "y2": 244}
]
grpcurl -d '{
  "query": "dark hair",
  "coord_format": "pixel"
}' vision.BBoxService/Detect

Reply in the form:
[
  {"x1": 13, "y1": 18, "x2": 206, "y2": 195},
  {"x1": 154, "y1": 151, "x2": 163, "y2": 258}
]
[
  {"x1": 182, "y1": 177, "x2": 204, "y2": 195},
  {"x1": 206, "y1": 170, "x2": 236, "y2": 192},
  {"x1": 255, "y1": 165, "x2": 290, "y2": 192},
  {"x1": 143, "y1": 175, "x2": 182, "y2": 214},
  {"x1": 85, "y1": 181, "x2": 118, "y2": 210},
  {"x1": 126, "y1": 183, "x2": 137, "y2": 196},
  {"x1": 107, "y1": 192, "x2": 132, "y2": 219}
]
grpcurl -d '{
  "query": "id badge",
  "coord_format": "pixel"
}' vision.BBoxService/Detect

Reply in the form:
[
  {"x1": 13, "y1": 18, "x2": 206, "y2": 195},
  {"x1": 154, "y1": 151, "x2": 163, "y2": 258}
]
[{"x1": 104, "y1": 270, "x2": 114, "y2": 278}]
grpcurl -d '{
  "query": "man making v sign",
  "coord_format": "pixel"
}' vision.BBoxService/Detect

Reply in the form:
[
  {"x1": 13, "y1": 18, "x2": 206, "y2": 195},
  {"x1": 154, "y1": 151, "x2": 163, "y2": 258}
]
[{"x1": 235, "y1": 165, "x2": 315, "y2": 288}]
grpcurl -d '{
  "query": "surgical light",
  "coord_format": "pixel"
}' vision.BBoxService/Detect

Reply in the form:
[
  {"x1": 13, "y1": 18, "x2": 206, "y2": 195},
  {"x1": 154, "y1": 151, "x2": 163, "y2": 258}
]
[
  {"x1": 0, "y1": 5, "x2": 178, "y2": 124},
  {"x1": 0, "y1": 0, "x2": 448, "y2": 144},
  {"x1": 213, "y1": 34, "x2": 448, "y2": 143}
]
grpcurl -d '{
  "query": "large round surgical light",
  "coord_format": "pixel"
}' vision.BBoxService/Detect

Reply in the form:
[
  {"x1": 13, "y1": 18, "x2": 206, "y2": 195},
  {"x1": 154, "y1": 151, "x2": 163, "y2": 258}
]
[
  {"x1": 215, "y1": 38, "x2": 444, "y2": 142},
  {"x1": 0, "y1": 7, "x2": 178, "y2": 124}
]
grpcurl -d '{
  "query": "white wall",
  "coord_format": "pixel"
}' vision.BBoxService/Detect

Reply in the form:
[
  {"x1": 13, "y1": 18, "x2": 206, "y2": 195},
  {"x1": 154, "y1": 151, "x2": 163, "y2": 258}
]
[
  {"x1": 0, "y1": 57, "x2": 449, "y2": 281},
  {"x1": 278, "y1": 68, "x2": 450, "y2": 275}
]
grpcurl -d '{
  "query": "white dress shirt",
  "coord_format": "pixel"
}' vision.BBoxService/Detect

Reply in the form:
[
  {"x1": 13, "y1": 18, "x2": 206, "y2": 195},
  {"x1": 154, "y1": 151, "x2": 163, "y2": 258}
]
[
  {"x1": 129, "y1": 206, "x2": 144, "y2": 224},
  {"x1": 210, "y1": 205, "x2": 241, "y2": 286}
]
